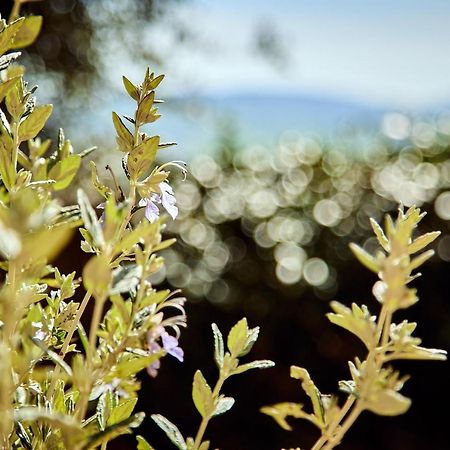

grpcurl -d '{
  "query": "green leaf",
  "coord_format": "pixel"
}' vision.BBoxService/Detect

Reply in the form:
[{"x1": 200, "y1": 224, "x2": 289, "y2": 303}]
[
  {"x1": 261, "y1": 402, "x2": 318, "y2": 431},
  {"x1": 0, "y1": 18, "x2": 25, "y2": 55},
  {"x1": 290, "y1": 366, "x2": 325, "y2": 425},
  {"x1": 327, "y1": 301, "x2": 377, "y2": 349},
  {"x1": 127, "y1": 135, "x2": 160, "y2": 180},
  {"x1": 232, "y1": 360, "x2": 275, "y2": 375},
  {"x1": 408, "y1": 231, "x2": 440, "y2": 254},
  {"x1": 211, "y1": 323, "x2": 224, "y2": 368},
  {"x1": 82, "y1": 413, "x2": 144, "y2": 449},
  {"x1": 364, "y1": 389, "x2": 411, "y2": 416},
  {"x1": 110, "y1": 264, "x2": 142, "y2": 295},
  {"x1": 136, "y1": 91, "x2": 155, "y2": 125},
  {"x1": 370, "y1": 218, "x2": 389, "y2": 252},
  {"x1": 14, "y1": 407, "x2": 82, "y2": 436},
  {"x1": 12, "y1": 16, "x2": 43, "y2": 48},
  {"x1": 0, "y1": 76, "x2": 20, "y2": 103},
  {"x1": 149, "y1": 74, "x2": 165, "y2": 90},
  {"x1": 113, "y1": 354, "x2": 162, "y2": 378},
  {"x1": 107, "y1": 398, "x2": 138, "y2": 426},
  {"x1": 82, "y1": 255, "x2": 111, "y2": 301},
  {"x1": 137, "y1": 435, "x2": 155, "y2": 450},
  {"x1": 18, "y1": 104, "x2": 53, "y2": 142},
  {"x1": 5, "y1": 75, "x2": 24, "y2": 119},
  {"x1": 192, "y1": 370, "x2": 214, "y2": 418},
  {"x1": 227, "y1": 318, "x2": 248, "y2": 357},
  {"x1": 48, "y1": 154, "x2": 81, "y2": 190},
  {"x1": 96, "y1": 391, "x2": 112, "y2": 431},
  {"x1": 22, "y1": 225, "x2": 73, "y2": 262},
  {"x1": 32, "y1": 338, "x2": 73, "y2": 376},
  {"x1": 89, "y1": 161, "x2": 112, "y2": 199},
  {"x1": 77, "y1": 189, "x2": 104, "y2": 248},
  {"x1": 112, "y1": 112, "x2": 134, "y2": 152},
  {"x1": 213, "y1": 396, "x2": 234, "y2": 416},
  {"x1": 409, "y1": 249, "x2": 435, "y2": 272},
  {"x1": 123, "y1": 76, "x2": 139, "y2": 101},
  {"x1": 0, "y1": 147, "x2": 15, "y2": 190},
  {"x1": 151, "y1": 414, "x2": 186, "y2": 450},
  {"x1": 349, "y1": 243, "x2": 380, "y2": 273}
]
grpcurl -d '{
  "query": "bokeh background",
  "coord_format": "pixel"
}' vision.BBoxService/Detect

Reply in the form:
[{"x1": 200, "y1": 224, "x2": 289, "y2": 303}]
[{"x1": 2, "y1": 1, "x2": 450, "y2": 449}]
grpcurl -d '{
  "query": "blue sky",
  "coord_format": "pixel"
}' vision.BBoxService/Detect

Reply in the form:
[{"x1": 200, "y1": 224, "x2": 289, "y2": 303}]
[{"x1": 135, "y1": 0, "x2": 450, "y2": 109}]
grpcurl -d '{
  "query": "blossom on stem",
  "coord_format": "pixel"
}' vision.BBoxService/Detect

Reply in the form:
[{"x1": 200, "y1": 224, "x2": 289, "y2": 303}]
[
  {"x1": 138, "y1": 193, "x2": 160, "y2": 223},
  {"x1": 146, "y1": 328, "x2": 184, "y2": 377},
  {"x1": 139, "y1": 182, "x2": 178, "y2": 223}
]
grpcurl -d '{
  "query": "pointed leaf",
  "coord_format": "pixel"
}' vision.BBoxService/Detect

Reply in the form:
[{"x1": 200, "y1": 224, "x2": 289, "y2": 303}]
[
  {"x1": 137, "y1": 435, "x2": 155, "y2": 450},
  {"x1": 151, "y1": 414, "x2": 186, "y2": 450},
  {"x1": 192, "y1": 370, "x2": 214, "y2": 418},
  {"x1": 211, "y1": 323, "x2": 224, "y2": 368},
  {"x1": 0, "y1": 76, "x2": 20, "y2": 103},
  {"x1": 232, "y1": 359, "x2": 275, "y2": 375},
  {"x1": 213, "y1": 396, "x2": 235, "y2": 416},
  {"x1": 370, "y1": 218, "x2": 389, "y2": 252},
  {"x1": 112, "y1": 112, "x2": 134, "y2": 152},
  {"x1": 122, "y1": 76, "x2": 139, "y2": 101},
  {"x1": 290, "y1": 366, "x2": 325, "y2": 425},
  {"x1": 12, "y1": 16, "x2": 42, "y2": 48},
  {"x1": 82, "y1": 255, "x2": 111, "y2": 301},
  {"x1": 18, "y1": 104, "x2": 53, "y2": 142},
  {"x1": 227, "y1": 318, "x2": 248, "y2": 357},
  {"x1": 48, "y1": 154, "x2": 81, "y2": 190},
  {"x1": 349, "y1": 243, "x2": 380, "y2": 273},
  {"x1": 408, "y1": 231, "x2": 440, "y2": 254}
]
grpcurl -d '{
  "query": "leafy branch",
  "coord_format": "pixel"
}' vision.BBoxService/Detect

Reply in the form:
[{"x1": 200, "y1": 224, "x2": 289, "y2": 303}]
[{"x1": 262, "y1": 206, "x2": 446, "y2": 450}]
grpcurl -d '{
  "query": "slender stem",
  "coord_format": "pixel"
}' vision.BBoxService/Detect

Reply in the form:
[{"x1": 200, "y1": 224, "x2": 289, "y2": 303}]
[
  {"x1": 310, "y1": 396, "x2": 356, "y2": 450},
  {"x1": 11, "y1": 120, "x2": 19, "y2": 185},
  {"x1": 10, "y1": 0, "x2": 22, "y2": 21},
  {"x1": 88, "y1": 297, "x2": 106, "y2": 363},
  {"x1": 47, "y1": 290, "x2": 92, "y2": 400},
  {"x1": 321, "y1": 405, "x2": 363, "y2": 450}
]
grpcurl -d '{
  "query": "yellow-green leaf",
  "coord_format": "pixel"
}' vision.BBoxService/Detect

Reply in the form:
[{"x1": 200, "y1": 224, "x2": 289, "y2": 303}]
[
  {"x1": 48, "y1": 154, "x2": 81, "y2": 190},
  {"x1": 192, "y1": 370, "x2": 214, "y2": 418},
  {"x1": 18, "y1": 104, "x2": 53, "y2": 142},
  {"x1": 123, "y1": 76, "x2": 139, "y2": 101},
  {"x1": 0, "y1": 76, "x2": 20, "y2": 103},
  {"x1": 82, "y1": 255, "x2": 112, "y2": 301},
  {"x1": 349, "y1": 243, "x2": 380, "y2": 273},
  {"x1": 0, "y1": 17, "x2": 24, "y2": 55},
  {"x1": 12, "y1": 16, "x2": 43, "y2": 48},
  {"x1": 127, "y1": 135, "x2": 160, "y2": 180},
  {"x1": 112, "y1": 112, "x2": 133, "y2": 152},
  {"x1": 227, "y1": 317, "x2": 248, "y2": 357}
]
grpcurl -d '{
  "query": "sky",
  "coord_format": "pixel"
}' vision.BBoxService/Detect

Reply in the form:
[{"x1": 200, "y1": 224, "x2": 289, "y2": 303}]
[{"x1": 137, "y1": 0, "x2": 450, "y2": 109}]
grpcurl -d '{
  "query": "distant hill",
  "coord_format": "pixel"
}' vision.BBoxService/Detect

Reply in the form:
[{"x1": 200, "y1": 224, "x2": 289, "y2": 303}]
[{"x1": 71, "y1": 92, "x2": 422, "y2": 159}]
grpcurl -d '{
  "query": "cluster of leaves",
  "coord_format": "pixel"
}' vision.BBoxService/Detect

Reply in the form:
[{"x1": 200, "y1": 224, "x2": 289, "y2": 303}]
[
  {"x1": 0, "y1": 6, "x2": 275, "y2": 449},
  {"x1": 261, "y1": 206, "x2": 446, "y2": 450},
  {"x1": 151, "y1": 318, "x2": 274, "y2": 450}
]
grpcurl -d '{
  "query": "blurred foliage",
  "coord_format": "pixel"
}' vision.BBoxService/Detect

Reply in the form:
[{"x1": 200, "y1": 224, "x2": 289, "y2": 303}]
[{"x1": 0, "y1": 0, "x2": 182, "y2": 95}]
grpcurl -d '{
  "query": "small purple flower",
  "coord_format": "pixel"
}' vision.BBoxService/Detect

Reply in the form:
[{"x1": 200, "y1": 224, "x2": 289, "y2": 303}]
[
  {"x1": 161, "y1": 331, "x2": 184, "y2": 362},
  {"x1": 146, "y1": 341, "x2": 162, "y2": 377},
  {"x1": 159, "y1": 182, "x2": 178, "y2": 220},
  {"x1": 139, "y1": 182, "x2": 178, "y2": 223},
  {"x1": 146, "y1": 329, "x2": 184, "y2": 377},
  {"x1": 138, "y1": 194, "x2": 160, "y2": 223}
]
